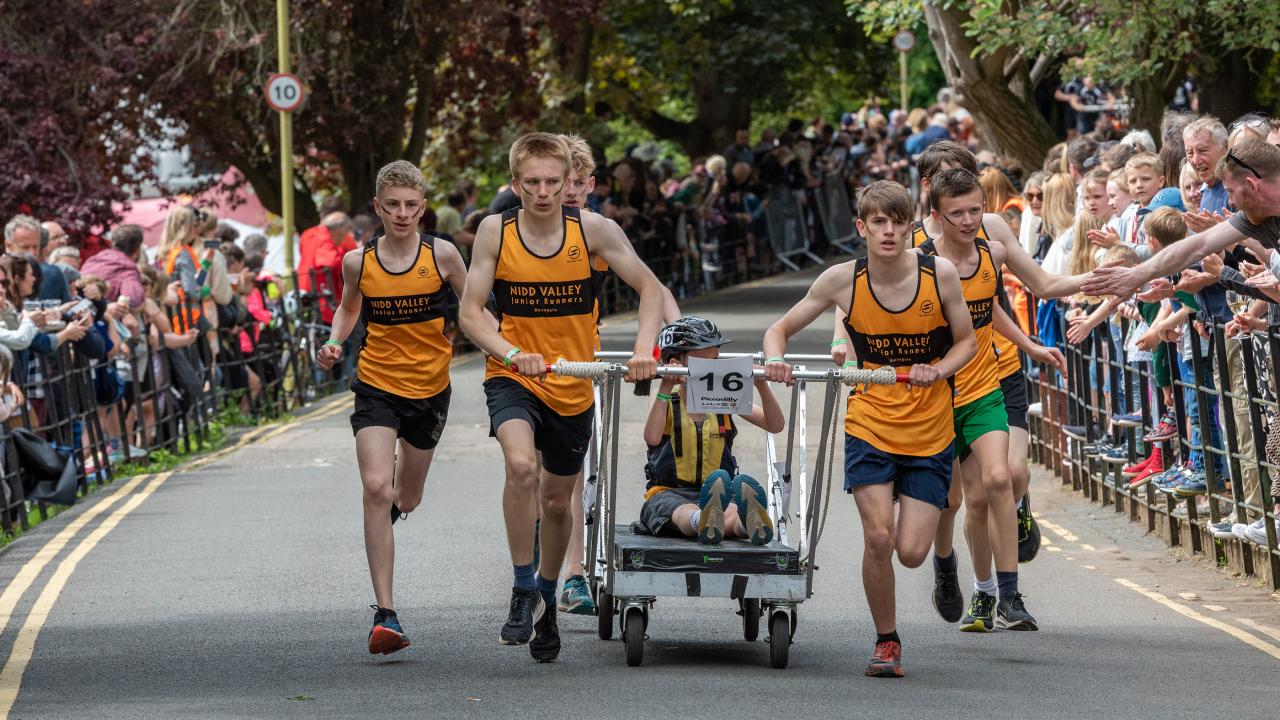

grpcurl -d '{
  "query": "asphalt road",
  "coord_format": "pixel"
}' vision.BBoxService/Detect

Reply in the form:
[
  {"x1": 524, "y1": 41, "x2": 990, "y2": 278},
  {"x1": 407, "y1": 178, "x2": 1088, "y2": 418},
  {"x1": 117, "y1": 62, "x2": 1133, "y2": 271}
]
[{"x1": 0, "y1": 267, "x2": 1277, "y2": 719}]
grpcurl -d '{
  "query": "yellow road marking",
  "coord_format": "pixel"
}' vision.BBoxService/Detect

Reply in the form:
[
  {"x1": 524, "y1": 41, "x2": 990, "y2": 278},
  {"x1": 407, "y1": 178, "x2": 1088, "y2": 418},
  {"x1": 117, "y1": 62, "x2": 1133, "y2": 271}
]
[
  {"x1": 1084, "y1": 565, "x2": 1097, "y2": 570},
  {"x1": 1080, "y1": 543, "x2": 1095, "y2": 551},
  {"x1": 0, "y1": 471, "x2": 173, "y2": 717},
  {"x1": 1203, "y1": 604, "x2": 1226, "y2": 612},
  {"x1": 0, "y1": 474, "x2": 151, "y2": 639},
  {"x1": 1114, "y1": 578, "x2": 1280, "y2": 661},
  {"x1": 1238, "y1": 618, "x2": 1280, "y2": 643},
  {"x1": 0, "y1": 396, "x2": 350, "y2": 718},
  {"x1": 1035, "y1": 516, "x2": 1078, "y2": 542}
]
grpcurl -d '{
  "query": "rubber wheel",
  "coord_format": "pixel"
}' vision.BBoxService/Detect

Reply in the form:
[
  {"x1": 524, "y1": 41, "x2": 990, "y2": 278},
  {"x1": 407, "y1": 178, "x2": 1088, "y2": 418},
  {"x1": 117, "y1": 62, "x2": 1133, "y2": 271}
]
[
  {"x1": 768, "y1": 611, "x2": 790, "y2": 669},
  {"x1": 597, "y1": 590, "x2": 614, "y2": 641},
  {"x1": 742, "y1": 598, "x2": 761, "y2": 641},
  {"x1": 624, "y1": 608, "x2": 645, "y2": 666}
]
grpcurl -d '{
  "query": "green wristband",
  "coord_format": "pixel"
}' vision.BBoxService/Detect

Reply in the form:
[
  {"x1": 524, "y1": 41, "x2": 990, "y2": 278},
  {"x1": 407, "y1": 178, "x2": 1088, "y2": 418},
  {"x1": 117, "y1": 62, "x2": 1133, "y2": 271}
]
[
  {"x1": 656, "y1": 392, "x2": 672, "y2": 403},
  {"x1": 766, "y1": 357, "x2": 785, "y2": 363},
  {"x1": 324, "y1": 339, "x2": 342, "y2": 347},
  {"x1": 842, "y1": 360, "x2": 857, "y2": 368},
  {"x1": 830, "y1": 339, "x2": 848, "y2": 347},
  {"x1": 504, "y1": 347, "x2": 521, "y2": 367}
]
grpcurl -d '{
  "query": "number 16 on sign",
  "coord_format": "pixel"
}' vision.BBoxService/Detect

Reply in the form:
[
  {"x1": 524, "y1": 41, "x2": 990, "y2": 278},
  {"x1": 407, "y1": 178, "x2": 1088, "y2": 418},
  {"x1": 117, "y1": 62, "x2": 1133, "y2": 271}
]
[{"x1": 686, "y1": 356, "x2": 754, "y2": 415}]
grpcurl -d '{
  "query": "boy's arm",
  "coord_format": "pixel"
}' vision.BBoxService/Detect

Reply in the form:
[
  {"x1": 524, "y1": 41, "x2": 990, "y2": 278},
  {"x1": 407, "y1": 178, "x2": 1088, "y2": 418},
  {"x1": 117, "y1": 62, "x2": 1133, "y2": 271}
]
[
  {"x1": 743, "y1": 375, "x2": 786, "y2": 434},
  {"x1": 1083, "y1": 220, "x2": 1246, "y2": 297},
  {"x1": 762, "y1": 263, "x2": 852, "y2": 384},
  {"x1": 583, "y1": 212, "x2": 659, "y2": 380},
  {"x1": 831, "y1": 311, "x2": 851, "y2": 365},
  {"x1": 994, "y1": 303, "x2": 1066, "y2": 373},
  {"x1": 435, "y1": 238, "x2": 498, "y2": 331},
  {"x1": 1066, "y1": 296, "x2": 1119, "y2": 344},
  {"x1": 458, "y1": 216, "x2": 545, "y2": 374},
  {"x1": 317, "y1": 250, "x2": 363, "y2": 370},
  {"x1": 929, "y1": 259, "x2": 976, "y2": 382},
  {"x1": 643, "y1": 374, "x2": 676, "y2": 447},
  {"x1": 986, "y1": 214, "x2": 1085, "y2": 299}
]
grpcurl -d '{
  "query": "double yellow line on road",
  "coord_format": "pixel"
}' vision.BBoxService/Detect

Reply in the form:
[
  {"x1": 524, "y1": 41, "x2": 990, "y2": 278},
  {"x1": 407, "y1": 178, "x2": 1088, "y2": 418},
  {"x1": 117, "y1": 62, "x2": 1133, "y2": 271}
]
[{"x1": 0, "y1": 398, "x2": 350, "y2": 718}]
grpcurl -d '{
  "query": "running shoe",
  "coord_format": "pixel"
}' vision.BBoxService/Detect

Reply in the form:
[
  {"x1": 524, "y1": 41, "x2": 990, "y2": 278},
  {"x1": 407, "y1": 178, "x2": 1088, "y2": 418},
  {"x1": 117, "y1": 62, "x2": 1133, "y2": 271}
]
[
  {"x1": 558, "y1": 575, "x2": 597, "y2": 616},
  {"x1": 1128, "y1": 465, "x2": 1161, "y2": 489},
  {"x1": 960, "y1": 591, "x2": 996, "y2": 633},
  {"x1": 1062, "y1": 424, "x2": 1087, "y2": 441},
  {"x1": 1111, "y1": 412, "x2": 1143, "y2": 427},
  {"x1": 995, "y1": 594, "x2": 1039, "y2": 631},
  {"x1": 529, "y1": 604, "x2": 560, "y2": 662},
  {"x1": 1235, "y1": 517, "x2": 1279, "y2": 546},
  {"x1": 1174, "y1": 472, "x2": 1213, "y2": 497},
  {"x1": 932, "y1": 566, "x2": 964, "y2": 623},
  {"x1": 368, "y1": 606, "x2": 411, "y2": 655},
  {"x1": 865, "y1": 640, "x2": 905, "y2": 678},
  {"x1": 499, "y1": 588, "x2": 543, "y2": 645},
  {"x1": 1083, "y1": 441, "x2": 1106, "y2": 458},
  {"x1": 698, "y1": 469, "x2": 733, "y2": 545},
  {"x1": 390, "y1": 503, "x2": 406, "y2": 525},
  {"x1": 1144, "y1": 414, "x2": 1178, "y2": 442},
  {"x1": 1017, "y1": 502, "x2": 1041, "y2": 563},
  {"x1": 735, "y1": 473, "x2": 774, "y2": 546}
]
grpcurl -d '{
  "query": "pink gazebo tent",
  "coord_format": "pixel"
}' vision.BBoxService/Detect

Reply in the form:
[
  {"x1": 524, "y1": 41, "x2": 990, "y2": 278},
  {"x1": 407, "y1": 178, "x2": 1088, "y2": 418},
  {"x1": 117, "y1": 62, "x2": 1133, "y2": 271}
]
[{"x1": 114, "y1": 167, "x2": 270, "y2": 247}]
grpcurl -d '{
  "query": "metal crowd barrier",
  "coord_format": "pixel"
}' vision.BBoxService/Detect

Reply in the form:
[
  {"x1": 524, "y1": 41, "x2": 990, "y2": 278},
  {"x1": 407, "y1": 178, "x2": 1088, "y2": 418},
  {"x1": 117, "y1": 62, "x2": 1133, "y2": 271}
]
[{"x1": 1027, "y1": 305, "x2": 1279, "y2": 589}]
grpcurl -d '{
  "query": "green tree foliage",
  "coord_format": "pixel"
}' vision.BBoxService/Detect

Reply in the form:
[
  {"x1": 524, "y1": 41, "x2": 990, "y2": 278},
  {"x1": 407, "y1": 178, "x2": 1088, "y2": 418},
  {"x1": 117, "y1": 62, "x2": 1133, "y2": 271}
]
[{"x1": 591, "y1": 0, "x2": 895, "y2": 158}]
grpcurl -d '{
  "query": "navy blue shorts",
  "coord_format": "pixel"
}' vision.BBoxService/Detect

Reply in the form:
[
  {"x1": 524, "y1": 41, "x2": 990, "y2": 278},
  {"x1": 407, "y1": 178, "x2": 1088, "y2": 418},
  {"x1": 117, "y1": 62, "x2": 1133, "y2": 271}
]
[{"x1": 844, "y1": 434, "x2": 953, "y2": 510}]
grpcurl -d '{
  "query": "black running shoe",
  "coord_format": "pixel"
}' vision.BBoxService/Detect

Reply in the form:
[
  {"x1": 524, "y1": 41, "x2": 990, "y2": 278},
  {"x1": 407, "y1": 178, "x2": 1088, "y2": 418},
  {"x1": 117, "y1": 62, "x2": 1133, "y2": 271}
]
[
  {"x1": 500, "y1": 588, "x2": 543, "y2": 645},
  {"x1": 932, "y1": 567, "x2": 964, "y2": 623},
  {"x1": 996, "y1": 593, "x2": 1039, "y2": 631},
  {"x1": 368, "y1": 606, "x2": 410, "y2": 655},
  {"x1": 1018, "y1": 503, "x2": 1041, "y2": 563},
  {"x1": 959, "y1": 591, "x2": 996, "y2": 633},
  {"x1": 529, "y1": 604, "x2": 560, "y2": 662}
]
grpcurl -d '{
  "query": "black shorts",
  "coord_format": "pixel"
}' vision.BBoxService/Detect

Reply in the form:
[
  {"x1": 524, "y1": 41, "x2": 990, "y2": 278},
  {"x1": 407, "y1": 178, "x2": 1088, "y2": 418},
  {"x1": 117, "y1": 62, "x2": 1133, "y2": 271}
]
[
  {"x1": 1000, "y1": 370, "x2": 1029, "y2": 432},
  {"x1": 639, "y1": 486, "x2": 701, "y2": 537},
  {"x1": 349, "y1": 378, "x2": 451, "y2": 451},
  {"x1": 484, "y1": 377, "x2": 593, "y2": 476}
]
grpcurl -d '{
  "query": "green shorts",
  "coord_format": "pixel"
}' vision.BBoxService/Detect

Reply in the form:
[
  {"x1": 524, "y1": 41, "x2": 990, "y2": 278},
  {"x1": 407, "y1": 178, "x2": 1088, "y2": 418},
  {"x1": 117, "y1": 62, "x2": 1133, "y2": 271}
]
[{"x1": 953, "y1": 388, "x2": 1009, "y2": 461}]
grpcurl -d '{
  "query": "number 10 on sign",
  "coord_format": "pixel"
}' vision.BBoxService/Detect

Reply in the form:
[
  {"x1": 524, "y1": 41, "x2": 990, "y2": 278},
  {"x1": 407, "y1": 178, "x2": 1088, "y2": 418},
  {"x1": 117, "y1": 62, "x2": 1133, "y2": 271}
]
[{"x1": 686, "y1": 356, "x2": 754, "y2": 415}]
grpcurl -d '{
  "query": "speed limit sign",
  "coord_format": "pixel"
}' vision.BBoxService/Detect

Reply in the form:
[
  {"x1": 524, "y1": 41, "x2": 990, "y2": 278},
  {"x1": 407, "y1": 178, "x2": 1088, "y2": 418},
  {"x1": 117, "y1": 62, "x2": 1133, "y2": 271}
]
[{"x1": 265, "y1": 73, "x2": 305, "y2": 113}]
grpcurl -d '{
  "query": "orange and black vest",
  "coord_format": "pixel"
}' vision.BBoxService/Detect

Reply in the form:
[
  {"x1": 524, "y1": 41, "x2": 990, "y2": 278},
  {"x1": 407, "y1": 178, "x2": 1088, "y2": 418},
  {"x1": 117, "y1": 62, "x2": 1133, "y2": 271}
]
[
  {"x1": 918, "y1": 233, "x2": 1002, "y2": 406},
  {"x1": 915, "y1": 220, "x2": 1020, "y2": 382},
  {"x1": 644, "y1": 388, "x2": 737, "y2": 498},
  {"x1": 485, "y1": 206, "x2": 597, "y2": 415},
  {"x1": 356, "y1": 234, "x2": 453, "y2": 399},
  {"x1": 843, "y1": 255, "x2": 955, "y2": 456},
  {"x1": 163, "y1": 246, "x2": 202, "y2": 333}
]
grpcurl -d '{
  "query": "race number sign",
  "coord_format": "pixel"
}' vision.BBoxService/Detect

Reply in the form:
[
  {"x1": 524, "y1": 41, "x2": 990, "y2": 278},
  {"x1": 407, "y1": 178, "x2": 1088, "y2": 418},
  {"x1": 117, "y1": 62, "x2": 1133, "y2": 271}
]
[
  {"x1": 686, "y1": 356, "x2": 754, "y2": 415},
  {"x1": 264, "y1": 73, "x2": 305, "y2": 112}
]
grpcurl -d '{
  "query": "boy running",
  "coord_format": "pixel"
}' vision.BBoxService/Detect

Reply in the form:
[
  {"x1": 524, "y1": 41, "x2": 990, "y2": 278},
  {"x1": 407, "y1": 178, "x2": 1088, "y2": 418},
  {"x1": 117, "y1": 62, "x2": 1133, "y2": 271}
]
[
  {"x1": 763, "y1": 181, "x2": 977, "y2": 678},
  {"x1": 317, "y1": 161, "x2": 481, "y2": 655},
  {"x1": 557, "y1": 134, "x2": 681, "y2": 615},
  {"x1": 459, "y1": 132, "x2": 662, "y2": 663},
  {"x1": 917, "y1": 168, "x2": 1067, "y2": 632}
]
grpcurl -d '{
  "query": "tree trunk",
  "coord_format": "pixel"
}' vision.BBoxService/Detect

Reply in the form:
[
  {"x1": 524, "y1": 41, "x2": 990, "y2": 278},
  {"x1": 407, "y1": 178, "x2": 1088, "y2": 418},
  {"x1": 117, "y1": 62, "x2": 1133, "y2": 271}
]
[
  {"x1": 632, "y1": 72, "x2": 750, "y2": 160},
  {"x1": 1199, "y1": 48, "x2": 1272, "y2": 123},
  {"x1": 1128, "y1": 75, "x2": 1173, "y2": 142},
  {"x1": 923, "y1": 4, "x2": 1058, "y2": 171}
]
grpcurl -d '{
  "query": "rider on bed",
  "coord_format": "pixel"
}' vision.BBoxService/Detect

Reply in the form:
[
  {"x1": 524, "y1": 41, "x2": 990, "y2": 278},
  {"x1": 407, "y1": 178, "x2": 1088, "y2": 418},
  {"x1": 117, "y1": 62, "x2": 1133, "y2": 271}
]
[{"x1": 640, "y1": 316, "x2": 786, "y2": 546}]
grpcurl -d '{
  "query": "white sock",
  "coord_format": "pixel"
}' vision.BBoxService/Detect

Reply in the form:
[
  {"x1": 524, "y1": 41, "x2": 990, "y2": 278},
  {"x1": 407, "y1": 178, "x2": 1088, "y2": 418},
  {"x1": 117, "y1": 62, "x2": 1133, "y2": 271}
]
[
  {"x1": 689, "y1": 509, "x2": 701, "y2": 534},
  {"x1": 974, "y1": 576, "x2": 997, "y2": 595}
]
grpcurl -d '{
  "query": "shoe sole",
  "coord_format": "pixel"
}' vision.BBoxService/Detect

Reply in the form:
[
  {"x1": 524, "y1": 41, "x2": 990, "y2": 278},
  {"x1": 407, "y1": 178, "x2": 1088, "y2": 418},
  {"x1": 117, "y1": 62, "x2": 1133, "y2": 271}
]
[
  {"x1": 739, "y1": 484, "x2": 774, "y2": 546},
  {"x1": 558, "y1": 598, "x2": 598, "y2": 616},
  {"x1": 499, "y1": 596, "x2": 544, "y2": 645},
  {"x1": 996, "y1": 617, "x2": 1039, "y2": 631},
  {"x1": 698, "y1": 479, "x2": 728, "y2": 544},
  {"x1": 959, "y1": 618, "x2": 994, "y2": 633},
  {"x1": 368, "y1": 626, "x2": 411, "y2": 655},
  {"x1": 865, "y1": 664, "x2": 905, "y2": 678}
]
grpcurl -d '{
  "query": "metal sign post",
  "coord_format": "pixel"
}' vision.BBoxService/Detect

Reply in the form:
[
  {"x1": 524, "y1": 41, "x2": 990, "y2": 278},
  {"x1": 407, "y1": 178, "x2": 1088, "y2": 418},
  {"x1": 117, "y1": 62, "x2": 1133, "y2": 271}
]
[
  {"x1": 272, "y1": 0, "x2": 304, "y2": 293},
  {"x1": 894, "y1": 30, "x2": 915, "y2": 111}
]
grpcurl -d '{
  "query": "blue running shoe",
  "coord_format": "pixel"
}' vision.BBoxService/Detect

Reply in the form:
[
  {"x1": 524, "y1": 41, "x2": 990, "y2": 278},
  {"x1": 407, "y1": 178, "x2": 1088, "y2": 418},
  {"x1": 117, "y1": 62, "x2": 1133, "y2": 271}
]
[
  {"x1": 1174, "y1": 471, "x2": 1215, "y2": 497},
  {"x1": 557, "y1": 574, "x2": 597, "y2": 615},
  {"x1": 698, "y1": 470, "x2": 732, "y2": 544},
  {"x1": 368, "y1": 605, "x2": 410, "y2": 655},
  {"x1": 1111, "y1": 412, "x2": 1143, "y2": 427},
  {"x1": 735, "y1": 474, "x2": 774, "y2": 546}
]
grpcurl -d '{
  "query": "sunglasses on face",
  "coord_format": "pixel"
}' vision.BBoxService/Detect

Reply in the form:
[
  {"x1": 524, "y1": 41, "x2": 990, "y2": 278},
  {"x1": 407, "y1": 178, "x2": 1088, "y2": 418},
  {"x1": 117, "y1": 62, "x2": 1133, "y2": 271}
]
[{"x1": 1025, "y1": 191, "x2": 1044, "y2": 200}]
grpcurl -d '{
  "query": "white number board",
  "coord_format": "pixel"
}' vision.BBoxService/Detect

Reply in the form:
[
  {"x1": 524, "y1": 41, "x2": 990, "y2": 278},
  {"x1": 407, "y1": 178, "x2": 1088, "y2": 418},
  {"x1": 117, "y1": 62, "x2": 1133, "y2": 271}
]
[{"x1": 686, "y1": 356, "x2": 754, "y2": 415}]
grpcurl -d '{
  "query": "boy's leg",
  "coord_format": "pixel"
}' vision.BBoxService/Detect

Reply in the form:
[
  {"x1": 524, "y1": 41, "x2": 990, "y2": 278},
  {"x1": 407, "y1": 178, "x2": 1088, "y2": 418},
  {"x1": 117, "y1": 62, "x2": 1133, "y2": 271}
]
[
  {"x1": 1008, "y1": 427, "x2": 1030, "y2": 499},
  {"x1": 354, "y1": 426, "x2": 402, "y2": 610},
  {"x1": 390, "y1": 438, "x2": 435, "y2": 515},
  {"x1": 853, "y1": 483, "x2": 899, "y2": 634},
  {"x1": 565, "y1": 469, "x2": 586, "y2": 577},
  {"x1": 495, "y1": 420, "x2": 540, "y2": 569},
  {"x1": 960, "y1": 430, "x2": 1014, "y2": 581}
]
